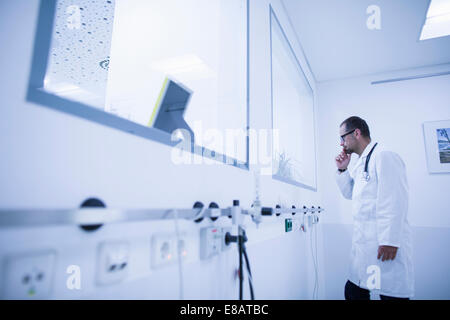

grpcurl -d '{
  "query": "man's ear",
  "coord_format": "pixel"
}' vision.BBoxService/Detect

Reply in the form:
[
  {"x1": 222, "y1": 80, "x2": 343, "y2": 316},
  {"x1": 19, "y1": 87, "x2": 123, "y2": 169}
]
[{"x1": 354, "y1": 128, "x2": 361, "y2": 139}]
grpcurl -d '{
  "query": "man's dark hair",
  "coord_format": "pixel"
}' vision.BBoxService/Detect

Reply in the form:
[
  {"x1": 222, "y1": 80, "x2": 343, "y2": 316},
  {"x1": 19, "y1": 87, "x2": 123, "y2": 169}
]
[{"x1": 341, "y1": 116, "x2": 371, "y2": 138}]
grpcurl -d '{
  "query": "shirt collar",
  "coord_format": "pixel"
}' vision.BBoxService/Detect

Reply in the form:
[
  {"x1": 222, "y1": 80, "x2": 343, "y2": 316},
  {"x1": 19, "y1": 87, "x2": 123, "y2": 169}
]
[{"x1": 359, "y1": 140, "x2": 377, "y2": 159}]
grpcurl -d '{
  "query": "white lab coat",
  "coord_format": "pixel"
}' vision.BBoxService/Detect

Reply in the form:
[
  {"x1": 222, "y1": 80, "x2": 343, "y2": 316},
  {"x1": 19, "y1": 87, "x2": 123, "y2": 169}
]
[{"x1": 335, "y1": 141, "x2": 414, "y2": 298}]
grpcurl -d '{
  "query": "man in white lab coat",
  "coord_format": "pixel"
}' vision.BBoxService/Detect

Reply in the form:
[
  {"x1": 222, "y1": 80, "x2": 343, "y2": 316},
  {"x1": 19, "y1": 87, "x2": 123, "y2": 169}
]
[{"x1": 335, "y1": 116, "x2": 414, "y2": 300}]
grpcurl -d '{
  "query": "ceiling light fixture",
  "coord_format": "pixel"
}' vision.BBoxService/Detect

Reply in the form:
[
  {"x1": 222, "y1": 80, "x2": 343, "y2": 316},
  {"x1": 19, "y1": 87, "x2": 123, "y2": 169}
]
[{"x1": 420, "y1": 0, "x2": 450, "y2": 40}]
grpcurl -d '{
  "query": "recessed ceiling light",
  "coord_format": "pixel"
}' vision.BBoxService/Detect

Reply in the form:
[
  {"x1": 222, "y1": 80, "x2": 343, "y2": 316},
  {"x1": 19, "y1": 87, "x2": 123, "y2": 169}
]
[{"x1": 420, "y1": 0, "x2": 450, "y2": 40}]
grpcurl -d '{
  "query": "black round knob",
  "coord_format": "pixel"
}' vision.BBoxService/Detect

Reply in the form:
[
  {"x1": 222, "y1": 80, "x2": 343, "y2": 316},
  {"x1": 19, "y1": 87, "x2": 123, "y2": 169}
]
[
  {"x1": 79, "y1": 198, "x2": 105, "y2": 232},
  {"x1": 209, "y1": 202, "x2": 219, "y2": 221},
  {"x1": 193, "y1": 201, "x2": 204, "y2": 223}
]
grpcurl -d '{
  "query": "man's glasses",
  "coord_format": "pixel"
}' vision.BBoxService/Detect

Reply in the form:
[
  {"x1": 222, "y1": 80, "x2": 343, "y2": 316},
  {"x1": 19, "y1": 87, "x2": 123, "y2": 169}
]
[{"x1": 340, "y1": 129, "x2": 356, "y2": 143}]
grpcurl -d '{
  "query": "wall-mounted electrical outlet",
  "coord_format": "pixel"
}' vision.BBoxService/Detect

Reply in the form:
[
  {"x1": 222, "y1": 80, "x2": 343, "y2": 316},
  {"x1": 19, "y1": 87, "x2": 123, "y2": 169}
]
[
  {"x1": 96, "y1": 241, "x2": 129, "y2": 286},
  {"x1": 151, "y1": 234, "x2": 175, "y2": 268},
  {"x1": 312, "y1": 214, "x2": 319, "y2": 225},
  {"x1": 177, "y1": 236, "x2": 188, "y2": 260},
  {"x1": 1, "y1": 250, "x2": 56, "y2": 299},
  {"x1": 300, "y1": 215, "x2": 307, "y2": 232},
  {"x1": 151, "y1": 232, "x2": 188, "y2": 269},
  {"x1": 200, "y1": 227, "x2": 222, "y2": 260}
]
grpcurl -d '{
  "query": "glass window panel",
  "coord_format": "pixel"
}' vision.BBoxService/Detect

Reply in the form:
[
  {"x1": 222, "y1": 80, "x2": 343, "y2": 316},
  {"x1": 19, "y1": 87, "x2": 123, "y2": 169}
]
[
  {"x1": 35, "y1": 0, "x2": 248, "y2": 166},
  {"x1": 270, "y1": 8, "x2": 317, "y2": 190}
]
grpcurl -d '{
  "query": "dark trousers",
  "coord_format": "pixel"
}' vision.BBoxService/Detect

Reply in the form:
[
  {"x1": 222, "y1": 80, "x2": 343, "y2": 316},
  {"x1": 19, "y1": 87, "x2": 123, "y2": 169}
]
[{"x1": 344, "y1": 280, "x2": 409, "y2": 300}]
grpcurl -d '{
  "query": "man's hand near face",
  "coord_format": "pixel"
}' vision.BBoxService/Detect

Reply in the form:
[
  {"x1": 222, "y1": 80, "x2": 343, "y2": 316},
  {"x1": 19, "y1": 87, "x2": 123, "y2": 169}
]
[{"x1": 335, "y1": 149, "x2": 351, "y2": 170}]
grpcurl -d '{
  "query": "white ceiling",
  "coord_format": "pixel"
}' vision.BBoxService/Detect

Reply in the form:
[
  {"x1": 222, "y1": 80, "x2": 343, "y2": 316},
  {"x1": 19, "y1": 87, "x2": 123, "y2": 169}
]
[{"x1": 281, "y1": 0, "x2": 450, "y2": 82}]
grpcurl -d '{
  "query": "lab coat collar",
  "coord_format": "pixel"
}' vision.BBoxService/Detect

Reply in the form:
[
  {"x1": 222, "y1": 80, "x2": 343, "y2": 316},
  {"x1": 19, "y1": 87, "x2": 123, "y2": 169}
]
[{"x1": 359, "y1": 140, "x2": 377, "y2": 159}]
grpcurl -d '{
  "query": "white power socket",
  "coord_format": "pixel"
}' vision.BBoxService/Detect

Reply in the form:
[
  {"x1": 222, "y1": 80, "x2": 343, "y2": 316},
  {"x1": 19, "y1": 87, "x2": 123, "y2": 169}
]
[
  {"x1": 151, "y1": 234, "x2": 174, "y2": 269},
  {"x1": 96, "y1": 241, "x2": 129, "y2": 286},
  {"x1": 176, "y1": 236, "x2": 188, "y2": 260},
  {"x1": 151, "y1": 233, "x2": 187, "y2": 269},
  {"x1": 1, "y1": 250, "x2": 56, "y2": 299}
]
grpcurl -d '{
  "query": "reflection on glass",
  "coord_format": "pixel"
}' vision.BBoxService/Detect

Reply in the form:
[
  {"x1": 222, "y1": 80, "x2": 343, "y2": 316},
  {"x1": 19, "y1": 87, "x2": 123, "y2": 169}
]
[
  {"x1": 43, "y1": 0, "x2": 247, "y2": 164},
  {"x1": 270, "y1": 9, "x2": 316, "y2": 189},
  {"x1": 44, "y1": 0, "x2": 116, "y2": 109}
]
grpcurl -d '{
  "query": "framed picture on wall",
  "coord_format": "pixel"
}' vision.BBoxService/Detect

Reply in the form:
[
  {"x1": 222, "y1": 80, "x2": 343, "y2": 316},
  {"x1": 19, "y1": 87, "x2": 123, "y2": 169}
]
[{"x1": 423, "y1": 120, "x2": 450, "y2": 173}]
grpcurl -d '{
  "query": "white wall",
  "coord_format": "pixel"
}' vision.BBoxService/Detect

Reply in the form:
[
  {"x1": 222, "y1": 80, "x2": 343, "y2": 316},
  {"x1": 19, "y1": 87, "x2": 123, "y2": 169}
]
[
  {"x1": 0, "y1": 0, "x2": 325, "y2": 299},
  {"x1": 317, "y1": 64, "x2": 450, "y2": 299}
]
